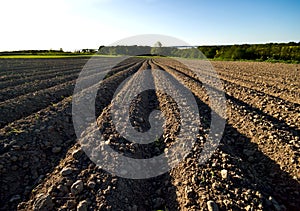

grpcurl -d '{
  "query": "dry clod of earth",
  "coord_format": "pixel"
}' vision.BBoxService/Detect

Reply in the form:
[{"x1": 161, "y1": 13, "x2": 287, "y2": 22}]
[
  {"x1": 207, "y1": 200, "x2": 219, "y2": 211},
  {"x1": 71, "y1": 180, "x2": 84, "y2": 195},
  {"x1": 77, "y1": 200, "x2": 88, "y2": 211},
  {"x1": 32, "y1": 194, "x2": 54, "y2": 211}
]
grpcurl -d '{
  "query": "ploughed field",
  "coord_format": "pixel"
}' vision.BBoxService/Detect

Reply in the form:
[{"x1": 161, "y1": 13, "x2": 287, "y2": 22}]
[{"x1": 0, "y1": 57, "x2": 299, "y2": 211}]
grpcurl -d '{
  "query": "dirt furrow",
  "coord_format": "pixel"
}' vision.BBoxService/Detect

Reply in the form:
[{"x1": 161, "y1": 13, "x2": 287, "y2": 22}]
[
  {"x1": 191, "y1": 66, "x2": 299, "y2": 105},
  {"x1": 19, "y1": 60, "x2": 191, "y2": 210},
  {"x1": 0, "y1": 68, "x2": 81, "y2": 90},
  {"x1": 0, "y1": 58, "x2": 144, "y2": 211},
  {"x1": 195, "y1": 66, "x2": 300, "y2": 104},
  {"x1": 91, "y1": 61, "x2": 178, "y2": 210},
  {"x1": 153, "y1": 59, "x2": 300, "y2": 210},
  {"x1": 0, "y1": 58, "x2": 89, "y2": 75},
  {"x1": 1, "y1": 58, "x2": 299, "y2": 211},
  {"x1": 0, "y1": 80, "x2": 75, "y2": 128},
  {"x1": 0, "y1": 60, "x2": 112, "y2": 80},
  {"x1": 164, "y1": 58, "x2": 300, "y2": 115},
  {"x1": 162, "y1": 59, "x2": 300, "y2": 139},
  {"x1": 210, "y1": 61, "x2": 300, "y2": 84},
  {"x1": 0, "y1": 60, "x2": 142, "y2": 128},
  {"x1": 156, "y1": 59, "x2": 299, "y2": 172},
  {"x1": 0, "y1": 64, "x2": 81, "y2": 82},
  {"x1": 16, "y1": 60, "x2": 152, "y2": 211},
  {"x1": 0, "y1": 58, "x2": 134, "y2": 102},
  {"x1": 215, "y1": 68, "x2": 300, "y2": 89},
  {"x1": 0, "y1": 58, "x2": 93, "y2": 81},
  {"x1": 0, "y1": 59, "x2": 117, "y2": 89},
  {"x1": 0, "y1": 73, "x2": 79, "y2": 102},
  {"x1": 0, "y1": 96, "x2": 75, "y2": 211}
]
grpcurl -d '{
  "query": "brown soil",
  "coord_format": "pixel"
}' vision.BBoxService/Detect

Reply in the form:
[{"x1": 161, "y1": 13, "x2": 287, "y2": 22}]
[{"x1": 0, "y1": 58, "x2": 299, "y2": 211}]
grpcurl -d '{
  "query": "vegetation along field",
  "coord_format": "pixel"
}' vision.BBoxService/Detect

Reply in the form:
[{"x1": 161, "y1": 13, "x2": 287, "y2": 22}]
[{"x1": 0, "y1": 56, "x2": 299, "y2": 211}]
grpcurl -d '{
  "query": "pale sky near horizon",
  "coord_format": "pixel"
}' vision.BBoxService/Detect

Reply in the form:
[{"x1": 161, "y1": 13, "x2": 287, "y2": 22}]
[{"x1": 0, "y1": 0, "x2": 299, "y2": 51}]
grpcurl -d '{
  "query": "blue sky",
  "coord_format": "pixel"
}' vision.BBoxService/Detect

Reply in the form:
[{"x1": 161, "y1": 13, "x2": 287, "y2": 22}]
[{"x1": 0, "y1": 0, "x2": 299, "y2": 51}]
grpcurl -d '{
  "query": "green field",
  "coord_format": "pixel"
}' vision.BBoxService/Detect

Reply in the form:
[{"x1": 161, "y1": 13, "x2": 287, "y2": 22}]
[{"x1": 0, "y1": 54, "x2": 119, "y2": 59}]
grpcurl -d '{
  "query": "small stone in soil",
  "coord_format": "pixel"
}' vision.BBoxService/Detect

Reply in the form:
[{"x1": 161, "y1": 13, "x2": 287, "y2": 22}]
[
  {"x1": 221, "y1": 169, "x2": 228, "y2": 179},
  {"x1": 33, "y1": 194, "x2": 54, "y2": 211},
  {"x1": 207, "y1": 200, "x2": 219, "y2": 211},
  {"x1": 61, "y1": 167, "x2": 73, "y2": 176},
  {"x1": 87, "y1": 181, "x2": 96, "y2": 189},
  {"x1": 71, "y1": 180, "x2": 84, "y2": 195},
  {"x1": 77, "y1": 200, "x2": 88, "y2": 211},
  {"x1": 72, "y1": 148, "x2": 84, "y2": 159}
]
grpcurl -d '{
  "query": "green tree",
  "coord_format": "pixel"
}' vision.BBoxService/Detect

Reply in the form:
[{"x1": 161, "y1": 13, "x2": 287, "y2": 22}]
[
  {"x1": 154, "y1": 41, "x2": 162, "y2": 48},
  {"x1": 151, "y1": 41, "x2": 163, "y2": 55}
]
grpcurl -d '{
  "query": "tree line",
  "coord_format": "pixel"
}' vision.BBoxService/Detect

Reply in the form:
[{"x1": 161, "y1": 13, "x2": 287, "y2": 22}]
[
  {"x1": 98, "y1": 42, "x2": 300, "y2": 62},
  {"x1": 1, "y1": 42, "x2": 299, "y2": 62},
  {"x1": 98, "y1": 45, "x2": 206, "y2": 59},
  {"x1": 198, "y1": 42, "x2": 300, "y2": 62}
]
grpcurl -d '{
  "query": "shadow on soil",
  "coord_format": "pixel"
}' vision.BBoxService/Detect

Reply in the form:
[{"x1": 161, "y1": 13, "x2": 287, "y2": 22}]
[
  {"x1": 105, "y1": 61, "x2": 300, "y2": 210},
  {"x1": 195, "y1": 89, "x2": 300, "y2": 210}
]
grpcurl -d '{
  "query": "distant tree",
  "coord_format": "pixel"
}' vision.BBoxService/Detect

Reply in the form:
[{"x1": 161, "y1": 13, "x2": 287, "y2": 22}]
[
  {"x1": 231, "y1": 47, "x2": 246, "y2": 60},
  {"x1": 151, "y1": 41, "x2": 163, "y2": 55},
  {"x1": 154, "y1": 41, "x2": 162, "y2": 48},
  {"x1": 199, "y1": 46, "x2": 218, "y2": 58},
  {"x1": 98, "y1": 45, "x2": 105, "y2": 51},
  {"x1": 109, "y1": 47, "x2": 116, "y2": 55}
]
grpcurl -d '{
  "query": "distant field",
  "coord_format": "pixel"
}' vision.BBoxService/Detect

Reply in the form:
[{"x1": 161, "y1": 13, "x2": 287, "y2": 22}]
[
  {"x1": 0, "y1": 54, "x2": 121, "y2": 59},
  {"x1": 0, "y1": 55, "x2": 90, "y2": 59}
]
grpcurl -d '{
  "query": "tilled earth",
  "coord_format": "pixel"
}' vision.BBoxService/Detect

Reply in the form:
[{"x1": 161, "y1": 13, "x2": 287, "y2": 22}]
[{"x1": 0, "y1": 57, "x2": 299, "y2": 211}]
